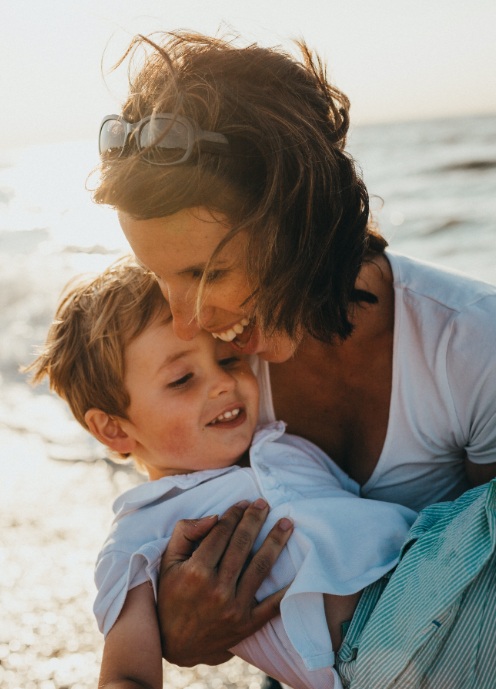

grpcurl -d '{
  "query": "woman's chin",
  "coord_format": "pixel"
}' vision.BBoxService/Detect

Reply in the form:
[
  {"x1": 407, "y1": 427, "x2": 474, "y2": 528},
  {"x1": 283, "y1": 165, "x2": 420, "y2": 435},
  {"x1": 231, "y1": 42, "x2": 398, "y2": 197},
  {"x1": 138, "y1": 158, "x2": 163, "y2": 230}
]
[
  {"x1": 242, "y1": 328, "x2": 297, "y2": 362},
  {"x1": 257, "y1": 345, "x2": 297, "y2": 363}
]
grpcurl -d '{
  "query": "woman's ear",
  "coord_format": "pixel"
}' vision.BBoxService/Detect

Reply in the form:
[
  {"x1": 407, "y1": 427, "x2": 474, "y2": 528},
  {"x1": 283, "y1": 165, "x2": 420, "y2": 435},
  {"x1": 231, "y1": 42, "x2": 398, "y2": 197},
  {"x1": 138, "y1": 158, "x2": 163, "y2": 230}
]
[{"x1": 84, "y1": 409, "x2": 136, "y2": 455}]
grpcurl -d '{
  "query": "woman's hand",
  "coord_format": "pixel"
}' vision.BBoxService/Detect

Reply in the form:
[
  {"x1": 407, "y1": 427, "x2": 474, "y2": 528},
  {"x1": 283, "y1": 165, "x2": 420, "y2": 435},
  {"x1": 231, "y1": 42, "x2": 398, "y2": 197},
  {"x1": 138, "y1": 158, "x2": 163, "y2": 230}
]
[{"x1": 157, "y1": 499, "x2": 293, "y2": 666}]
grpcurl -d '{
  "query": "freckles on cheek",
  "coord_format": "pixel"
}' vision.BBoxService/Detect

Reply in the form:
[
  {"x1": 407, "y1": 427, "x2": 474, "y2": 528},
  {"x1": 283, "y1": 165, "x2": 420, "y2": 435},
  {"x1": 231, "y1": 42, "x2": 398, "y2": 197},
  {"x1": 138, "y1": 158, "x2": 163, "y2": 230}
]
[{"x1": 159, "y1": 427, "x2": 196, "y2": 457}]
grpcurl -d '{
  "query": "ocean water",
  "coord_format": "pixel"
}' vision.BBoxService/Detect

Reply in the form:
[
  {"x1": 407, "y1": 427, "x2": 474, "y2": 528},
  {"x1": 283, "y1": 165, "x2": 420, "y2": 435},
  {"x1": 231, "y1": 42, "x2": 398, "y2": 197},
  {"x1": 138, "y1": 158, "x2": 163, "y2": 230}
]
[{"x1": 0, "y1": 113, "x2": 495, "y2": 688}]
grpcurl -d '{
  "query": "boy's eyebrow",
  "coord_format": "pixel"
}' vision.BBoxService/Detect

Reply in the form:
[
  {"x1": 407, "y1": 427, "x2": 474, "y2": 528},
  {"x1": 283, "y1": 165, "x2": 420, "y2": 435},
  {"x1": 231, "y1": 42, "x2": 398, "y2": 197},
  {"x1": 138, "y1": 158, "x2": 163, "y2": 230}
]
[
  {"x1": 154, "y1": 314, "x2": 193, "y2": 370},
  {"x1": 155, "y1": 349, "x2": 194, "y2": 377}
]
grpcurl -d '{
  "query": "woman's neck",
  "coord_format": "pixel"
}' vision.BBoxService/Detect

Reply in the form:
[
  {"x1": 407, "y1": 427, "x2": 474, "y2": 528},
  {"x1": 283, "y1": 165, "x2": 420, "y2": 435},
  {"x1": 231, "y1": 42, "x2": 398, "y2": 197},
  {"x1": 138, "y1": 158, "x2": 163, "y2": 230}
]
[{"x1": 268, "y1": 253, "x2": 395, "y2": 482}]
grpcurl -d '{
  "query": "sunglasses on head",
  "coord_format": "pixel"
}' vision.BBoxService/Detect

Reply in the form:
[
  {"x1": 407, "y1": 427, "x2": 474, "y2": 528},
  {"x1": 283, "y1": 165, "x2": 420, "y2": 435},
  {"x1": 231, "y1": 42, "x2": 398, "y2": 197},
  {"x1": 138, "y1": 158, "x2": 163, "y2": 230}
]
[{"x1": 98, "y1": 113, "x2": 230, "y2": 165}]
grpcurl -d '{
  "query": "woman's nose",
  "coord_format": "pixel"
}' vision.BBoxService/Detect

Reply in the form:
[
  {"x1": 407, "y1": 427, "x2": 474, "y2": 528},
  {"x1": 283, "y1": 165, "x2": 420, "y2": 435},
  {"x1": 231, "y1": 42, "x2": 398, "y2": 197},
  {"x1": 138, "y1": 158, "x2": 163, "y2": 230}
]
[
  {"x1": 169, "y1": 302, "x2": 202, "y2": 340},
  {"x1": 172, "y1": 315, "x2": 201, "y2": 340},
  {"x1": 159, "y1": 283, "x2": 197, "y2": 340},
  {"x1": 165, "y1": 285, "x2": 214, "y2": 341}
]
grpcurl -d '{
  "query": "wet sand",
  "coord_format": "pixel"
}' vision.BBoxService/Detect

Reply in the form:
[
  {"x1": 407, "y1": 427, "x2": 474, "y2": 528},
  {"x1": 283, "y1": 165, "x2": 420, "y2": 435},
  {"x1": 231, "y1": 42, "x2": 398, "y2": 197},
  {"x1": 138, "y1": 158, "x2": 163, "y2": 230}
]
[{"x1": 0, "y1": 426, "x2": 264, "y2": 689}]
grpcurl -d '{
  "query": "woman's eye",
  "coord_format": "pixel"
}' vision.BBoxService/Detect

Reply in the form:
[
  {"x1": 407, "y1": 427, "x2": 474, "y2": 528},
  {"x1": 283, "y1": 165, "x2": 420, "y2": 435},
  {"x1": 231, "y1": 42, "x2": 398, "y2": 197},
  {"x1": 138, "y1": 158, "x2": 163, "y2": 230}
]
[
  {"x1": 168, "y1": 373, "x2": 193, "y2": 389},
  {"x1": 190, "y1": 269, "x2": 224, "y2": 282},
  {"x1": 205, "y1": 270, "x2": 224, "y2": 283}
]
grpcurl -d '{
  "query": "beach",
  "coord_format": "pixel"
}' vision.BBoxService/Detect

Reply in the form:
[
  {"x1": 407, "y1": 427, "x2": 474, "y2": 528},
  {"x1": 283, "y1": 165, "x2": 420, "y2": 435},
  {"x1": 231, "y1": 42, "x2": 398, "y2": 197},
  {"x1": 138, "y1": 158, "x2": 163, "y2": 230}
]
[
  {"x1": 0, "y1": 424, "x2": 265, "y2": 689},
  {"x1": 1, "y1": 113, "x2": 495, "y2": 688}
]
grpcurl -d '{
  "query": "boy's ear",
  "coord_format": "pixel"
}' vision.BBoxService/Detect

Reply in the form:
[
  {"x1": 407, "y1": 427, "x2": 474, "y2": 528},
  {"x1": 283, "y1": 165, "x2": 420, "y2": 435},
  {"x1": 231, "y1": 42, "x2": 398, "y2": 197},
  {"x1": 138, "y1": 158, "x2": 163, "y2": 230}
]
[{"x1": 84, "y1": 409, "x2": 136, "y2": 454}]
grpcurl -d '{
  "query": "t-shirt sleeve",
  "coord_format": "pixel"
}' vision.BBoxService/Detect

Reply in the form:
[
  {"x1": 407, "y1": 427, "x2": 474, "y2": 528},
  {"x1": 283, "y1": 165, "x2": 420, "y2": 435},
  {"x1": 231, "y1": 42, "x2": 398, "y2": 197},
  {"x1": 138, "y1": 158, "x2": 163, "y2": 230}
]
[
  {"x1": 93, "y1": 539, "x2": 168, "y2": 637},
  {"x1": 447, "y1": 294, "x2": 496, "y2": 465}
]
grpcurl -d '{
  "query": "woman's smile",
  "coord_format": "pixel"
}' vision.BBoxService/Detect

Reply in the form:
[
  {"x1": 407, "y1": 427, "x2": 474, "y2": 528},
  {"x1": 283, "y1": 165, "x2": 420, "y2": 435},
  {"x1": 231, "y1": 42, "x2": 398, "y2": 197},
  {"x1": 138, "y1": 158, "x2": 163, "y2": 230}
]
[
  {"x1": 211, "y1": 317, "x2": 251, "y2": 342},
  {"x1": 119, "y1": 207, "x2": 297, "y2": 362}
]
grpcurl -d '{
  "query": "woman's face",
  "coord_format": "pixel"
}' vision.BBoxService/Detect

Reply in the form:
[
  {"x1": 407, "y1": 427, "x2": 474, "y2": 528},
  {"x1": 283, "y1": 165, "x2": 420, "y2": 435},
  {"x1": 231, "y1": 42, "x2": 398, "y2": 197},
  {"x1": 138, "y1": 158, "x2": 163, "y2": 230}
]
[{"x1": 118, "y1": 207, "x2": 298, "y2": 362}]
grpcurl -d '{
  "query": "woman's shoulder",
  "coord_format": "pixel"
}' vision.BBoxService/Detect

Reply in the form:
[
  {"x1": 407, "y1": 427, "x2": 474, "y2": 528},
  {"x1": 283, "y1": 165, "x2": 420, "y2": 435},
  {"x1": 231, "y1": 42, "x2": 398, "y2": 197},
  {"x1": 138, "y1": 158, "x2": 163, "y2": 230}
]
[
  {"x1": 386, "y1": 250, "x2": 496, "y2": 313},
  {"x1": 387, "y1": 252, "x2": 496, "y2": 413}
]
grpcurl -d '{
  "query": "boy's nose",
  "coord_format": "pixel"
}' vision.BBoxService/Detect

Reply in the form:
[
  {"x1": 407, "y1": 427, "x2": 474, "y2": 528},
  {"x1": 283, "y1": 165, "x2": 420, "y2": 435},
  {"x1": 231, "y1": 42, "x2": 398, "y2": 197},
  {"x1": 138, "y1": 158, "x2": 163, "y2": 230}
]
[{"x1": 209, "y1": 367, "x2": 236, "y2": 398}]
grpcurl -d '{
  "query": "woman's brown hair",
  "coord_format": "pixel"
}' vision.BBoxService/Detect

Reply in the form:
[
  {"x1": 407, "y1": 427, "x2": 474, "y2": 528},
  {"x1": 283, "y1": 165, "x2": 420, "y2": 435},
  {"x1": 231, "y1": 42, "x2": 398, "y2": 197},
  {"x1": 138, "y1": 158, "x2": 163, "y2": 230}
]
[{"x1": 94, "y1": 31, "x2": 387, "y2": 341}]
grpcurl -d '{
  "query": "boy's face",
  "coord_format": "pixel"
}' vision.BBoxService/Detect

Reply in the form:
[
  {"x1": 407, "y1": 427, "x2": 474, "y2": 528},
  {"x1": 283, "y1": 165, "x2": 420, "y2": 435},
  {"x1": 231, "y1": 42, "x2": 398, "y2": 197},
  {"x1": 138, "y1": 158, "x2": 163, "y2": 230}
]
[{"x1": 120, "y1": 309, "x2": 259, "y2": 480}]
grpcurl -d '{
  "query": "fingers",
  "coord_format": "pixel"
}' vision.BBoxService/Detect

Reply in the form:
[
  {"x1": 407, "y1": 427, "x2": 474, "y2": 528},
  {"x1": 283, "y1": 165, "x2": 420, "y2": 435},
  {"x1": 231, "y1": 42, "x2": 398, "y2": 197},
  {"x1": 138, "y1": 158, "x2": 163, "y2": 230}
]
[
  {"x1": 236, "y1": 516, "x2": 294, "y2": 601},
  {"x1": 196, "y1": 499, "x2": 293, "y2": 589},
  {"x1": 160, "y1": 514, "x2": 219, "y2": 572},
  {"x1": 155, "y1": 500, "x2": 294, "y2": 666},
  {"x1": 194, "y1": 499, "x2": 262, "y2": 570},
  {"x1": 250, "y1": 583, "x2": 291, "y2": 629},
  {"x1": 208, "y1": 498, "x2": 271, "y2": 580}
]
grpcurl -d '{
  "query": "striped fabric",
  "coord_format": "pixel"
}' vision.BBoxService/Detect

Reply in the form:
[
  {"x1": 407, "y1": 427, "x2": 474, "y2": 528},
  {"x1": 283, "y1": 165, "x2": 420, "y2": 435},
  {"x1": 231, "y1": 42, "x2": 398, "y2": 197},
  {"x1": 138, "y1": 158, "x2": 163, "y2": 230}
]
[{"x1": 336, "y1": 479, "x2": 496, "y2": 689}]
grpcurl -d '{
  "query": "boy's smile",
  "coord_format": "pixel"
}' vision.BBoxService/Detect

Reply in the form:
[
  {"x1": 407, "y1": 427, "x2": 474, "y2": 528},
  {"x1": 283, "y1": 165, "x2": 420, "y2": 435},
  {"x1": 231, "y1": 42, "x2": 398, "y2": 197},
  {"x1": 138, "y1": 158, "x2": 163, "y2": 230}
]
[{"x1": 118, "y1": 308, "x2": 259, "y2": 480}]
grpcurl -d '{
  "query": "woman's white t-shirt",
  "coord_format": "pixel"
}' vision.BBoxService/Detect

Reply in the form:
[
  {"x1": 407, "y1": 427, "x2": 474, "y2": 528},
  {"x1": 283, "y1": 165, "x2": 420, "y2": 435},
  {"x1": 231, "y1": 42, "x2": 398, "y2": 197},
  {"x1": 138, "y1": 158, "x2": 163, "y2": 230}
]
[{"x1": 252, "y1": 251, "x2": 496, "y2": 512}]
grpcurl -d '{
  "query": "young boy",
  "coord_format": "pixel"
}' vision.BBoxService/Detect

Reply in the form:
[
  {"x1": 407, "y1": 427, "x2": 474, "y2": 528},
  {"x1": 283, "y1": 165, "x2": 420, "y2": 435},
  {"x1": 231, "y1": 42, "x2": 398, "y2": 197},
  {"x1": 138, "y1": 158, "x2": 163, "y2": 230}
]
[{"x1": 27, "y1": 256, "x2": 416, "y2": 689}]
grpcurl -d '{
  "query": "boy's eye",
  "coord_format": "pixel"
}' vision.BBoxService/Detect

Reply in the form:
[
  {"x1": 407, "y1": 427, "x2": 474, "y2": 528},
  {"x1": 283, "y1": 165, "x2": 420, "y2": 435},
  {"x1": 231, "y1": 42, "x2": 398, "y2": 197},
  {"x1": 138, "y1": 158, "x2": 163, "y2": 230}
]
[
  {"x1": 219, "y1": 356, "x2": 241, "y2": 368},
  {"x1": 168, "y1": 372, "x2": 193, "y2": 389}
]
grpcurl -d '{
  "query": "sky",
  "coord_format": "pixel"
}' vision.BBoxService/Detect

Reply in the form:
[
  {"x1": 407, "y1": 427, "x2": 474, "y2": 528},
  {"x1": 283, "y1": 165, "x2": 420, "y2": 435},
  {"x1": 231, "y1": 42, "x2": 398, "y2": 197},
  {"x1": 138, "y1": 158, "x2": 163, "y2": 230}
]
[{"x1": 1, "y1": 0, "x2": 495, "y2": 149}]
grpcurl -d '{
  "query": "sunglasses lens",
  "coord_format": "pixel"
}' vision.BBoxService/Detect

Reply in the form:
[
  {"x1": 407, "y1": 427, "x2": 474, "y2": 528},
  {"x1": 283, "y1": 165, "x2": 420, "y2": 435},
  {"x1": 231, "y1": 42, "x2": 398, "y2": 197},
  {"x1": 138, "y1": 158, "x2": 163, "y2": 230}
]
[
  {"x1": 139, "y1": 117, "x2": 191, "y2": 164},
  {"x1": 99, "y1": 119, "x2": 126, "y2": 156}
]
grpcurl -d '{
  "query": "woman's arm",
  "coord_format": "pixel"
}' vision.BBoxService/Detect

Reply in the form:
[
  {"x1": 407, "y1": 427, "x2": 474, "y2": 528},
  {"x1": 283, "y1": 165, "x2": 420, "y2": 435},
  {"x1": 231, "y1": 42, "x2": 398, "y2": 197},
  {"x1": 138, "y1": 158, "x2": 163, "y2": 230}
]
[
  {"x1": 324, "y1": 591, "x2": 362, "y2": 652},
  {"x1": 464, "y1": 459, "x2": 496, "y2": 486},
  {"x1": 449, "y1": 295, "x2": 496, "y2": 488},
  {"x1": 99, "y1": 582, "x2": 163, "y2": 689},
  {"x1": 157, "y1": 500, "x2": 294, "y2": 666}
]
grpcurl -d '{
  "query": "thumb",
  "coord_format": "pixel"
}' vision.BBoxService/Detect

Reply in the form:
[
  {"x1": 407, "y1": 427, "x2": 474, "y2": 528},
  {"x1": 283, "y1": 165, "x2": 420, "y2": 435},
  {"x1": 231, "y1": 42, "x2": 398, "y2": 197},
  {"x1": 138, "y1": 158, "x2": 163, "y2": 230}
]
[{"x1": 161, "y1": 515, "x2": 219, "y2": 567}]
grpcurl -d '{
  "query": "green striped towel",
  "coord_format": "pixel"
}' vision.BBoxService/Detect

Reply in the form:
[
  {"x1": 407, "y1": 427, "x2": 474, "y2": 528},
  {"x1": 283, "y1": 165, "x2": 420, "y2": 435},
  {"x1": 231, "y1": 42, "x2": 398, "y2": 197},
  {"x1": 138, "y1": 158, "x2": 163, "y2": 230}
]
[{"x1": 337, "y1": 479, "x2": 496, "y2": 688}]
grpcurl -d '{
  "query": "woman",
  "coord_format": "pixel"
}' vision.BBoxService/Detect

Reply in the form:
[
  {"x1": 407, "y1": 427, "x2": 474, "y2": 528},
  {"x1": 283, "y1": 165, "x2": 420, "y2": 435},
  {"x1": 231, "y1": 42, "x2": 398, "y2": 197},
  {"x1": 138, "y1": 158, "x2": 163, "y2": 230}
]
[{"x1": 94, "y1": 31, "x2": 496, "y2": 685}]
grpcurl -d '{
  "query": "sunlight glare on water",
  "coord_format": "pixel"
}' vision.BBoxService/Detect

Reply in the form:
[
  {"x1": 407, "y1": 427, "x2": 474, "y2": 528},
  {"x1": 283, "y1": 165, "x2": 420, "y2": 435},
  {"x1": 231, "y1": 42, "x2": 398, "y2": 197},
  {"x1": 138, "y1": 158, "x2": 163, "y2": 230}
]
[{"x1": 0, "y1": 140, "x2": 125, "y2": 250}]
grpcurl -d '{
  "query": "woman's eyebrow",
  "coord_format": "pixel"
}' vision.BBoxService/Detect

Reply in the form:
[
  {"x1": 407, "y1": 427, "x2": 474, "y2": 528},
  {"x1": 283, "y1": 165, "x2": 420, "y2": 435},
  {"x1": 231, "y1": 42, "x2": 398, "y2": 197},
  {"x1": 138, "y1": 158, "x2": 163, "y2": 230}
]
[{"x1": 177, "y1": 258, "x2": 230, "y2": 276}]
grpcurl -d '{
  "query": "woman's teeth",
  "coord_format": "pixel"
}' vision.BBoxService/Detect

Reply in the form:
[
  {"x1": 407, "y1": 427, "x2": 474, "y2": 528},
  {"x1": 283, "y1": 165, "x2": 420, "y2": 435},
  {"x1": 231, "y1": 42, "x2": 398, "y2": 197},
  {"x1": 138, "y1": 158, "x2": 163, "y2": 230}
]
[
  {"x1": 212, "y1": 318, "x2": 250, "y2": 343},
  {"x1": 210, "y1": 408, "x2": 241, "y2": 425}
]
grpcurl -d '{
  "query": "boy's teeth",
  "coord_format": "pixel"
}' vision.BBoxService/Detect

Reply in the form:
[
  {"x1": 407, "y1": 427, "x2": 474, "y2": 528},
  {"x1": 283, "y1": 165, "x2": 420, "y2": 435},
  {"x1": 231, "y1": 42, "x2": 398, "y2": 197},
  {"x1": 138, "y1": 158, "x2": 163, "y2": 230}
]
[{"x1": 211, "y1": 408, "x2": 241, "y2": 424}]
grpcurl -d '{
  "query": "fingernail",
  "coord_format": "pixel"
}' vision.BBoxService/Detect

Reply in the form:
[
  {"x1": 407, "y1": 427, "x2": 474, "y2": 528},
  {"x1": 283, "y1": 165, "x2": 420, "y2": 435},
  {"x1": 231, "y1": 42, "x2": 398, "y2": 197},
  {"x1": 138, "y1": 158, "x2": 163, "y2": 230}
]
[
  {"x1": 193, "y1": 514, "x2": 217, "y2": 525},
  {"x1": 235, "y1": 500, "x2": 250, "y2": 509},
  {"x1": 253, "y1": 498, "x2": 268, "y2": 510},
  {"x1": 278, "y1": 517, "x2": 293, "y2": 532}
]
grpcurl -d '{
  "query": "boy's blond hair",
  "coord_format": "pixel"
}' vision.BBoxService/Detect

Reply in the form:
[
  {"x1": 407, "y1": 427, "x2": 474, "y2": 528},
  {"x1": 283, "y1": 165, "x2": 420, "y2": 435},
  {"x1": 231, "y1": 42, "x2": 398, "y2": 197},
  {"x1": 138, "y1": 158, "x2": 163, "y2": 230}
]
[{"x1": 26, "y1": 255, "x2": 167, "y2": 434}]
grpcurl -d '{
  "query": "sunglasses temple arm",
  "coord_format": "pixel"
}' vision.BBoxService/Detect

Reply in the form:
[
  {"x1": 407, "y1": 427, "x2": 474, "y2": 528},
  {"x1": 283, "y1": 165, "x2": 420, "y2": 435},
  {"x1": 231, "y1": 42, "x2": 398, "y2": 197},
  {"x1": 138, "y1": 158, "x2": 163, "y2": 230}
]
[{"x1": 200, "y1": 130, "x2": 230, "y2": 146}]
